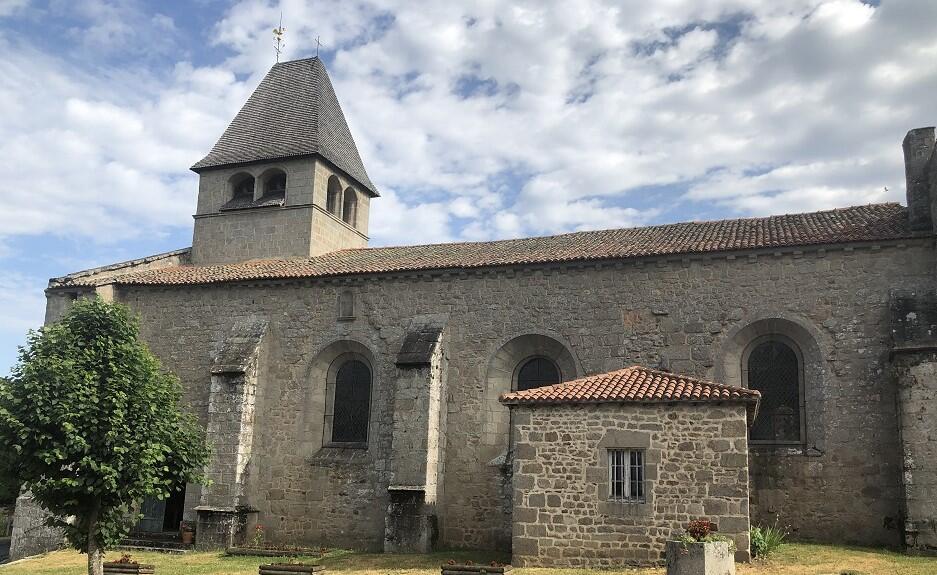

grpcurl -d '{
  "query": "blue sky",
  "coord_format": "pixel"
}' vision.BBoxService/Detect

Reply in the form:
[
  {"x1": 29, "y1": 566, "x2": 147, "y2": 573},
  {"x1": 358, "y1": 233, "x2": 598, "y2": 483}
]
[{"x1": 0, "y1": 0, "x2": 935, "y2": 374}]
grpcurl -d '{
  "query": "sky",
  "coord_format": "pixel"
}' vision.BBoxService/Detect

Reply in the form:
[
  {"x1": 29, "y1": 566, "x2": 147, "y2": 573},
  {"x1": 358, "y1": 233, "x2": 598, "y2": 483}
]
[{"x1": 0, "y1": 0, "x2": 935, "y2": 374}]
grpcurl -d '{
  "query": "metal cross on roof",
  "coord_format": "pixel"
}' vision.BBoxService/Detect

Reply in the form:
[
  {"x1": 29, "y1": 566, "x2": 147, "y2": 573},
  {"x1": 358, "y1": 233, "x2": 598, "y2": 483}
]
[{"x1": 273, "y1": 13, "x2": 286, "y2": 62}]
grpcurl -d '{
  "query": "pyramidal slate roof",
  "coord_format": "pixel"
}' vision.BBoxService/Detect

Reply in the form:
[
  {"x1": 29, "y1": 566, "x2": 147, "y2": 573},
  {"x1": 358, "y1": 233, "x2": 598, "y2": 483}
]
[{"x1": 191, "y1": 57, "x2": 378, "y2": 196}]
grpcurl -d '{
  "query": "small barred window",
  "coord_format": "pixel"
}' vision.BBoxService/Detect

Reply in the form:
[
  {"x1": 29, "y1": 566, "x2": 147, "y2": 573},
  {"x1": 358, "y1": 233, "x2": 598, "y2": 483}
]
[{"x1": 608, "y1": 449, "x2": 645, "y2": 503}]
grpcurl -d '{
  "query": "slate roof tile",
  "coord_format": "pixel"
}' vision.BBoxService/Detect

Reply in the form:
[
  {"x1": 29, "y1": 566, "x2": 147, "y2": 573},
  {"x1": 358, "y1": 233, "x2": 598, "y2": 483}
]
[{"x1": 191, "y1": 57, "x2": 378, "y2": 195}]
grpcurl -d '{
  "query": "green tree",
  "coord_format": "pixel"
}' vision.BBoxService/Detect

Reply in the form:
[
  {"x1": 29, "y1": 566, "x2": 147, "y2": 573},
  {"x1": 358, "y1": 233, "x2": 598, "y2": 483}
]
[
  {"x1": 0, "y1": 298, "x2": 209, "y2": 575},
  {"x1": 0, "y1": 377, "x2": 21, "y2": 505}
]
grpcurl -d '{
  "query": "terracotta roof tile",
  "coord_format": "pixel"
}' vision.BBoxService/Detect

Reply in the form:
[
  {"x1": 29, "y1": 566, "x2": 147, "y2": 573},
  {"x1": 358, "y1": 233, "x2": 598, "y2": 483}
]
[
  {"x1": 56, "y1": 203, "x2": 913, "y2": 287},
  {"x1": 499, "y1": 366, "x2": 760, "y2": 422}
]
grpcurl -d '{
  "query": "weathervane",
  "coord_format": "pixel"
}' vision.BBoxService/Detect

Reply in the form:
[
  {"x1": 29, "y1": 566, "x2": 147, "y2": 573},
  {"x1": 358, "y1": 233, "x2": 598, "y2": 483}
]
[
  {"x1": 315, "y1": 35, "x2": 324, "y2": 57},
  {"x1": 273, "y1": 13, "x2": 286, "y2": 62}
]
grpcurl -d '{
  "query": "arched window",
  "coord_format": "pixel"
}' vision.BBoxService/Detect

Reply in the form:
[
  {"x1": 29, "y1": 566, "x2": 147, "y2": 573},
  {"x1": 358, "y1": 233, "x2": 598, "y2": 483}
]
[
  {"x1": 231, "y1": 173, "x2": 255, "y2": 201},
  {"x1": 342, "y1": 187, "x2": 358, "y2": 227},
  {"x1": 516, "y1": 357, "x2": 561, "y2": 391},
  {"x1": 331, "y1": 359, "x2": 371, "y2": 444},
  {"x1": 262, "y1": 170, "x2": 286, "y2": 198},
  {"x1": 326, "y1": 175, "x2": 342, "y2": 217},
  {"x1": 744, "y1": 337, "x2": 804, "y2": 443}
]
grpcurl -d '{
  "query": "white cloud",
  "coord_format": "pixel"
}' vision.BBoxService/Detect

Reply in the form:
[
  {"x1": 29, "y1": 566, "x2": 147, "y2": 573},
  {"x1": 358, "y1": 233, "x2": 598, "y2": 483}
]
[
  {"x1": 0, "y1": 0, "x2": 27, "y2": 17},
  {"x1": 0, "y1": 0, "x2": 935, "y2": 252}
]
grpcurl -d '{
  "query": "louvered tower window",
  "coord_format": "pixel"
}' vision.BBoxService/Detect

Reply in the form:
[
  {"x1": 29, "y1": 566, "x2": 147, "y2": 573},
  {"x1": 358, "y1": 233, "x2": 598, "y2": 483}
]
[
  {"x1": 746, "y1": 338, "x2": 803, "y2": 443},
  {"x1": 331, "y1": 360, "x2": 371, "y2": 444}
]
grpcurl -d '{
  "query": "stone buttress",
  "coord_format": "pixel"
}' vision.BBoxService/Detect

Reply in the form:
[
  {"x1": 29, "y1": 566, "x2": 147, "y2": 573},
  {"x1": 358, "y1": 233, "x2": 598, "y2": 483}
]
[
  {"x1": 890, "y1": 290, "x2": 937, "y2": 554},
  {"x1": 194, "y1": 318, "x2": 268, "y2": 548},
  {"x1": 384, "y1": 318, "x2": 449, "y2": 552}
]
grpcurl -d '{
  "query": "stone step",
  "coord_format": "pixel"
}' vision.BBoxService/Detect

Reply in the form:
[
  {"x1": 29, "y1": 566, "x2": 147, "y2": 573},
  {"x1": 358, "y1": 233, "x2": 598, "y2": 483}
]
[
  {"x1": 122, "y1": 538, "x2": 188, "y2": 548},
  {"x1": 127, "y1": 532, "x2": 182, "y2": 542},
  {"x1": 115, "y1": 544, "x2": 190, "y2": 555}
]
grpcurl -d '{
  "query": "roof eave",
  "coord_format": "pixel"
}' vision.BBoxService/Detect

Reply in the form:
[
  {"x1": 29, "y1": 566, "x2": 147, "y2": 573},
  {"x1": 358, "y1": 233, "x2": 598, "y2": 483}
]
[{"x1": 502, "y1": 396, "x2": 761, "y2": 425}]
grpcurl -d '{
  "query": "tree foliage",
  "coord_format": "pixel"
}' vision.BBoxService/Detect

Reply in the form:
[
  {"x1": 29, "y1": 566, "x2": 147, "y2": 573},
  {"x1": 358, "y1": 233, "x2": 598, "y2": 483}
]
[
  {"x1": 0, "y1": 298, "x2": 209, "y2": 574},
  {"x1": 0, "y1": 377, "x2": 21, "y2": 505}
]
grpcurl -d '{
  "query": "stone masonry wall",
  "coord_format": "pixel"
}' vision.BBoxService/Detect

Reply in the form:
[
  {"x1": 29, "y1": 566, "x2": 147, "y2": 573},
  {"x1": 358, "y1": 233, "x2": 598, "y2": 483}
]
[
  {"x1": 510, "y1": 403, "x2": 751, "y2": 567},
  {"x1": 8, "y1": 492, "x2": 64, "y2": 560},
  {"x1": 107, "y1": 238, "x2": 933, "y2": 551}
]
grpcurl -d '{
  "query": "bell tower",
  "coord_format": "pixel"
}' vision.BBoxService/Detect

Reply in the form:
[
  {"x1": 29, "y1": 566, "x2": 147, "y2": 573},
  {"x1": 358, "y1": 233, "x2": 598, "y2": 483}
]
[{"x1": 189, "y1": 57, "x2": 379, "y2": 265}]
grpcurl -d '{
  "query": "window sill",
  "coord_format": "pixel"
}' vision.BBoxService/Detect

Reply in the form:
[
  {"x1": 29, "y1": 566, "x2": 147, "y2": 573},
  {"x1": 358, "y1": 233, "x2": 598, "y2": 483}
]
[
  {"x1": 306, "y1": 445, "x2": 370, "y2": 468},
  {"x1": 749, "y1": 444, "x2": 822, "y2": 457},
  {"x1": 324, "y1": 441, "x2": 368, "y2": 450},
  {"x1": 598, "y1": 499, "x2": 653, "y2": 517},
  {"x1": 337, "y1": 316, "x2": 356, "y2": 322}
]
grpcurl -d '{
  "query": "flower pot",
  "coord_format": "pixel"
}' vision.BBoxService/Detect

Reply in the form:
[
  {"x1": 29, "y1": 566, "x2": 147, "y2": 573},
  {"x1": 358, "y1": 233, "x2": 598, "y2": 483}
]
[
  {"x1": 440, "y1": 565, "x2": 513, "y2": 574},
  {"x1": 666, "y1": 540, "x2": 734, "y2": 575},
  {"x1": 258, "y1": 564, "x2": 324, "y2": 575},
  {"x1": 103, "y1": 562, "x2": 156, "y2": 575},
  {"x1": 181, "y1": 530, "x2": 194, "y2": 546}
]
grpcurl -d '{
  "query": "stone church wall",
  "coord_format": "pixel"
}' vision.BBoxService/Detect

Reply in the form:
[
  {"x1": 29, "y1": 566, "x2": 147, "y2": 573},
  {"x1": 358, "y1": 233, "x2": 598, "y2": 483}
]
[
  {"x1": 509, "y1": 403, "x2": 751, "y2": 567},
  {"x1": 111, "y1": 238, "x2": 934, "y2": 551}
]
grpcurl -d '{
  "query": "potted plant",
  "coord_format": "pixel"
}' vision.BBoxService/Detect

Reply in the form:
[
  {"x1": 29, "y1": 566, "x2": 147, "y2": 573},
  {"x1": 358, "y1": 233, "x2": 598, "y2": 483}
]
[
  {"x1": 666, "y1": 519, "x2": 735, "y2": 575},
  {"x1": 180, "y1": 521, "x2": 195, "y2": 546},
  {"x1": 103, "y1": 553, "x2": 156, "y2": 574},
  {"x1": 440, "y1": 559, "x2": 513, "y2": 574},
  {"x1": 258, "y1": 558, "x2": 325, "y2": 574}
]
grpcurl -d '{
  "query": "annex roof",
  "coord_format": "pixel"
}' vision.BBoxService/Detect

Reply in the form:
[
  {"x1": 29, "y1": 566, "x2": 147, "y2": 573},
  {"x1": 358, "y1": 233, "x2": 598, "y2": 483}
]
[
  {"x1": 191, "y1": 57, "x2": 378, "y2": 196},
  {"x1": 50, "y1": 203, "x2": 914, "y2": 288},
  {"x1": 499, "y1": 365, "x2": 760, "y2": 422},
  {"x1": 500, "y1": 365, "x2": 760, "y2": 405}
]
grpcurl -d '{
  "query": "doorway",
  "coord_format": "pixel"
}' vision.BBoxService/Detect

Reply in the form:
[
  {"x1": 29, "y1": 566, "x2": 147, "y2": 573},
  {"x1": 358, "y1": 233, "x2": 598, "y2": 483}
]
[{"x1": 134, "y1": 486, "x2": 186, "y2": 534}]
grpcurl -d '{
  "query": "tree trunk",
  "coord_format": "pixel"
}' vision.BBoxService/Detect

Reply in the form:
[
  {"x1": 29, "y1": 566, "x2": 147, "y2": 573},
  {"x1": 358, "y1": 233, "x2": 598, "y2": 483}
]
[{"x1": 87, "y1": 505, "x2": 103, "y2": 575}]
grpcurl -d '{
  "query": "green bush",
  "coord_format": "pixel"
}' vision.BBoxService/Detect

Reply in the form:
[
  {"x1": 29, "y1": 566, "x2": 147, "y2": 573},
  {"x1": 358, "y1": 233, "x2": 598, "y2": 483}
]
[{"x1": 750, "y1": 522, "x2": 787, "y2": 558}]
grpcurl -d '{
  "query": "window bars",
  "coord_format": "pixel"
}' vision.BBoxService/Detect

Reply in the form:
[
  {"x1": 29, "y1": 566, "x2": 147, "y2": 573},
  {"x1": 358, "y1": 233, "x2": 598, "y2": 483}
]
[
  {"x1": 331, "y1": 359, "x2": 371, "y2": 444},
  {"x1": 608, "y1": 449, "x2": 645, "y2": 503},
  {"x1": 747, "y1": 339, "x2": 802, "y2": 442}
]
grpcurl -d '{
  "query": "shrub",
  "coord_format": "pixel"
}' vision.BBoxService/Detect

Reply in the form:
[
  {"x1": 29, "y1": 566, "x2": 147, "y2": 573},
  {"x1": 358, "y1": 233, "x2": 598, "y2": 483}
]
[
  {"x1": 686, "y1": 519, "x2": 718, "y2": 541},
  {"x1": 678, "y1": 518, "x2": 735, "y2": 552},
  {"x1": 750, "y1": 521, "x2": 788, "y2": 558}
]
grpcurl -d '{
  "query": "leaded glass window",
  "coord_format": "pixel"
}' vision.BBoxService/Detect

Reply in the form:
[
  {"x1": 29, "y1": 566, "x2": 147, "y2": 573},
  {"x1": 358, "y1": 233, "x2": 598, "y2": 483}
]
[
  {"x1": 608, "y1": 449, "x2": 645, "y2": 503},
  {"x1": 516, "y1": 357, "x2": 560, "y2": 391},
  {"x1": 747, "y1": 339, "x2": 802, "y2": 443},
  {"x1": 331, "y1": 360, "x2": 371, "y2": 444}
]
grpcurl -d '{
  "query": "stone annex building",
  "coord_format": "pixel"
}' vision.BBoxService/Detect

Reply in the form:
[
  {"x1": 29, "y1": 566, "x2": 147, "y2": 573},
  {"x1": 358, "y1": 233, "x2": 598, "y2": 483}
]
[{"x1": 9, "y1": 56, "x2": 937, "y2": 567}]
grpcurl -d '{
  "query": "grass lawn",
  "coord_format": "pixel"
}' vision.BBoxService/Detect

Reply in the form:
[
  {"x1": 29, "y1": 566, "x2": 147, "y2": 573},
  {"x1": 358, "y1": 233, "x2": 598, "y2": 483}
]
[{"x1": 1, "y1": 543, "x2": 936, "y2": 575}]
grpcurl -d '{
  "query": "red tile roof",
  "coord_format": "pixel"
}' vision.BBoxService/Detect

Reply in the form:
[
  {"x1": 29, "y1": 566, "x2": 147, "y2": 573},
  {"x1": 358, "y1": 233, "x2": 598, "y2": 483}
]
[
  {"x1": 499, "y1": 366, "x2": 760, "y2": 421},
  {"x1": 55, "y1": 203, "x2": 913, "y2": 287}
]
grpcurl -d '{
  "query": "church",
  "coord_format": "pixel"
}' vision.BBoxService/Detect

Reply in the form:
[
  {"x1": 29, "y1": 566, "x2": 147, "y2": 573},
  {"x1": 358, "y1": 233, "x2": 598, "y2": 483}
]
[{"x1": 10, "y1": 56, "x2": 937, "y2": 567}]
